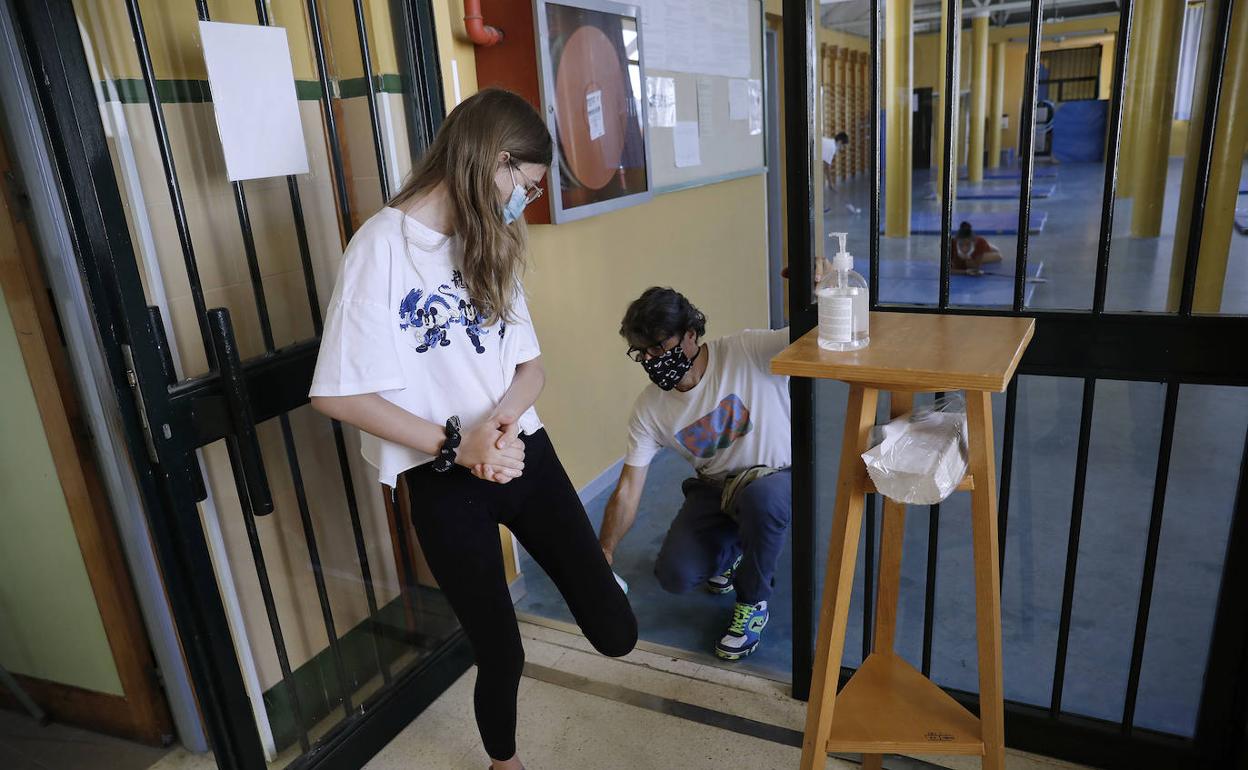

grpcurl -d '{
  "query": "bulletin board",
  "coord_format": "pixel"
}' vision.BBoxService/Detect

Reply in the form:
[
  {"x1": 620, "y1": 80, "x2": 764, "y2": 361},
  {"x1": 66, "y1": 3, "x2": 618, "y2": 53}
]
[{"x1": 635, "y1": 0, "x2": 766, "y2": 193}]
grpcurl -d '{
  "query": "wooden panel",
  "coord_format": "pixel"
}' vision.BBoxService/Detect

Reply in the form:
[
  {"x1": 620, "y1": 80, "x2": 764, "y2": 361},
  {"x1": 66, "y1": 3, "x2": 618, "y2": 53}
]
[
  {"x1": 0, "y1": 673, "x2": 150, "y2": 743},
  {"x1": 0, "y1": 134, "x2": 172, "y2": 745},
  {"x1": 825, "y1": 652, "x2": 985, "y2": 755},
  {"x1": 771, "y1": 313, "x2": 1035, "y2": 393}
]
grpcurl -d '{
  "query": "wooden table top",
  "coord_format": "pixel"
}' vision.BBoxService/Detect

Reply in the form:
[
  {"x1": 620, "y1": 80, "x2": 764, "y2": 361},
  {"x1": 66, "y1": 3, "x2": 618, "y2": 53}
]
[{"x1": 770, "y1": 312, "x2": 1035, "y2": 393}]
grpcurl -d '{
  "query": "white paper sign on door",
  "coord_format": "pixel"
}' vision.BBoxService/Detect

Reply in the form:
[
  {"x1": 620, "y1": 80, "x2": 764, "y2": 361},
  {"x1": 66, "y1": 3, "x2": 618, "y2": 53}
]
[{"x1": 199, "y1": 21, "x2": 309, "y2": 181}]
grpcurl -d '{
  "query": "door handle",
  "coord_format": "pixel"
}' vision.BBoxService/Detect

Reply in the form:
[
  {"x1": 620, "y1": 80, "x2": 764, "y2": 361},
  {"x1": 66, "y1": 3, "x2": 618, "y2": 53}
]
[{"x1": 207, "y1": 308, "x2": 274, "y2": 516}]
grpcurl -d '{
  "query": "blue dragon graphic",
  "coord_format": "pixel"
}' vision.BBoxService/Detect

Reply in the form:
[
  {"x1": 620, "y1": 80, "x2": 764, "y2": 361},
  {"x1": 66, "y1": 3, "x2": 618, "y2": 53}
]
[{"x1": 398, "y1": 273, "x2": 504, "y2": 354}]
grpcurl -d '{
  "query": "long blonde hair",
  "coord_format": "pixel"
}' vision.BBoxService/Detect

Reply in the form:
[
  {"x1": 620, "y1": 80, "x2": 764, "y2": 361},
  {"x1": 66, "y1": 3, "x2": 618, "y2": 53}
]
[{"x1": 389, "y1": 88, "x2": 552, "y2": 324}]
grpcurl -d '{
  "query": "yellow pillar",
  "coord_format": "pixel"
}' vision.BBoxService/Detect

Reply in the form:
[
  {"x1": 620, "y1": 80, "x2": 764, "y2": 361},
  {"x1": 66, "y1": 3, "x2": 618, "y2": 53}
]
[
  {"x1": 1167, "y1": 0, "x2": 1248, "y2": 312},
  {"x1": 968, "y1": 14, "x2": 990, "y2": 182},
  {"x1": 1117, "y1": 23, "x2": 1146, "y2": 199},
  {"x1": 934, "y1": 0, "x2": 949, "y2": 192},
  {"x1": 988, "y1": 41, "x2": 1006, "y2": 169},
  {"x1": 1129, "y1": 0, "x2": 1185, "y2": 238},
  {"x1": 885, "y1": 0, "x2": 913, "y2": 236}
]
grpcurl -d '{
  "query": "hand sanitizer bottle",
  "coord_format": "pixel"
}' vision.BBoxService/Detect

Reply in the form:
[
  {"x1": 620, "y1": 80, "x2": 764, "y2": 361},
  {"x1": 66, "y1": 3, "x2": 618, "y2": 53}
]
[{"x1": 817, "y1": 232, "x2": 870, "y2": 351}]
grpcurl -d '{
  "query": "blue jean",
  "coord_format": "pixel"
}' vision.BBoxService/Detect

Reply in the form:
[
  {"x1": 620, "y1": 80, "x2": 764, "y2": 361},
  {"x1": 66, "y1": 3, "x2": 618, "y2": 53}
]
[{"x1": 654, "y1": 469, "x2": 792, "y2": 604}]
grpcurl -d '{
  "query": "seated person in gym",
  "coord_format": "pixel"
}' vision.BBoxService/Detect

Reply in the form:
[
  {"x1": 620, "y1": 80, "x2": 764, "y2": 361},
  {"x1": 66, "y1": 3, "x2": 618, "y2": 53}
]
[
  {"x1": 950, "y1": 221, "x2": 1003, "y2": 276},
  {"x1": 598, "y1": 288, "x2": 791, "y2": 660}
]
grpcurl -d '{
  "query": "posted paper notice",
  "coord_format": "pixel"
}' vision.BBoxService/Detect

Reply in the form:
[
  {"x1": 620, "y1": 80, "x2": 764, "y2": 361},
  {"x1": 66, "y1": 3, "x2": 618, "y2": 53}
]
[
  {"x1": 199, "y1": 21, "x2": 309, "y2": 181},
  {"x1": 674, "y1": 121, "x2": 701, "y2": 167}
]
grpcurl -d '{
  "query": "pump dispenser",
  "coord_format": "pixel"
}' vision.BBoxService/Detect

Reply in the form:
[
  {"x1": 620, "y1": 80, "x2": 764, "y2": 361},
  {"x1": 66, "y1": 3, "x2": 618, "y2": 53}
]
[{"x1": 816, "y1": 232, "x2": 870, "y2": 351}]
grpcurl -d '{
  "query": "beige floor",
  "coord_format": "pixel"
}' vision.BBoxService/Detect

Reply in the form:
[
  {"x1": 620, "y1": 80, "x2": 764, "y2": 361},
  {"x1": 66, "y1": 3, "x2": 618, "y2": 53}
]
[{"x1": 140, "y1": 620, "x2": 1091, "y2": 770}]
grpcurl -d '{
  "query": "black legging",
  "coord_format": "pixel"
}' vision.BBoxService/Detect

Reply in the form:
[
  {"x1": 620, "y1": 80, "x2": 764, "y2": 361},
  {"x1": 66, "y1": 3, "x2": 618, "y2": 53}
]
[{"x1": 406, "y1": 429, "x2": 637, "y2": 761}]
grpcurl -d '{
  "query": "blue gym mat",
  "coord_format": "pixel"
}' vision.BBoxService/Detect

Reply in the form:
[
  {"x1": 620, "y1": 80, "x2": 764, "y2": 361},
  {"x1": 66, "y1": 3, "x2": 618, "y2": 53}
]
[
  {"x1": 861, "y1": 258, "x2": 1046, "y2": 307},
  {"x1": 960, "y1": 166, "x2": 1059, "y2": 180},
  {"x1": 927, "y1": 180, "x2": 1057, "y2": 200},
  {"x1": 1235, "y1": 209, "x2": 1248, "y2": 235},
  {"x1": 888, "y1": 210, "x2": 1048, "y2": 235}
]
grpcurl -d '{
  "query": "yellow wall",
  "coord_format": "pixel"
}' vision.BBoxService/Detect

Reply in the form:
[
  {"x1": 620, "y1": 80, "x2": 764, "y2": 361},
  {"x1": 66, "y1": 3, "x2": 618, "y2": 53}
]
[
  {"x1": 433, "y1": 0, "x2": 769, "y2": 485},
  {"x1": 0, "y1": 283, "x2": 123, "y2": 696}
]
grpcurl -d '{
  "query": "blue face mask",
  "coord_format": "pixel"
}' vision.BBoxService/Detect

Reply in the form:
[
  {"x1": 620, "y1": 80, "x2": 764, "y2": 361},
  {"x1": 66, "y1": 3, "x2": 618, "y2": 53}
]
[{"x1": 502, "y1": 183, "x2": 528, "y2": 225}]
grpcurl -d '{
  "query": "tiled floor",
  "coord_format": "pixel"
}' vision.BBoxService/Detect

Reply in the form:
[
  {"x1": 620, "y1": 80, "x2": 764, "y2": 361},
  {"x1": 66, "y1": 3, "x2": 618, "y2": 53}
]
[{"x1": 0, "y1": 709, "x2": 170, "y2": 770}]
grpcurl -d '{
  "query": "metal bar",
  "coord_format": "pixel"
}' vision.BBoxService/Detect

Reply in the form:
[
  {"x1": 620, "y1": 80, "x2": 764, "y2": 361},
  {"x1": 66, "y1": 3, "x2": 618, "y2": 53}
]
[
  {"x1": 196, "y1": 1, "x2": 356, "y2": 719},
  {"x1": 307, "y1": 0, "x2": 358, "y2": 241},
  {"x1": 782, "y1": 0, "x2": 817, "y2": 698},
  {"x1": 868, "y1": 0, "x2": 881, "y2": 309},
  {"x1": 1013, "y1": 0, "x2": 1044, "y2": 312},
  {"x1": 228, "y1": 433, "x2": 311, "y2": 752},
  {"x1": 251, "y1": 0, "x2": 326, "y2": 337},
  {"x1": 1050, "y1": 377, "x2": 1097, "y2": 716},
  {"x1": 922, "y1": 502, "x2": 940, "y2": 678},
  {"x1": 122, "y1": 0, "x2": 215, "y2": 363},
  {"x1": 1121, "y1": 379, "x2": 1179, "y2": 730},
  {"x1": 997, "y1": 377, "x2": 1019, "y2": 577},
  {"x1": 862, "y1": 493, "x2": 876, "y2": 660},
  {"x1": 1178, "y1": 0, "x2": 1236, "y2": 316},
  {"x1": 352, "y1": 0, "x2": 392, "y2": 200},
  {"x1": 1092, "y1": 0, "x2": 1134, "y2": 314},
  {"x1": 248, "y1": 0, "x2": 390, "y2": 688},
  {"x1": 938, "y1": 0, "x2": 961, "y2": 310}
]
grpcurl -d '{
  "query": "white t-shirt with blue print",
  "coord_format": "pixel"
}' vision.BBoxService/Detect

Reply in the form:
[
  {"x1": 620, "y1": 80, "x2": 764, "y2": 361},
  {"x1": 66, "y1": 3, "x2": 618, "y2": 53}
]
[{"x1": 310, "y1": 207, "x2": 542, "y2": 488}]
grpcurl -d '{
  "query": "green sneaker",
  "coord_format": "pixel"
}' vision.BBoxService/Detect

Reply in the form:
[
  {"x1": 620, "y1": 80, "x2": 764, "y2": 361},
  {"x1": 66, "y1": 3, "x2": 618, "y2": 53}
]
[
  {"x1": 715, "y1": 600, "x2": 769, "y2": 660},
  {"x1": 705, "y1": 554, "x2": 743, "y2": 594}
]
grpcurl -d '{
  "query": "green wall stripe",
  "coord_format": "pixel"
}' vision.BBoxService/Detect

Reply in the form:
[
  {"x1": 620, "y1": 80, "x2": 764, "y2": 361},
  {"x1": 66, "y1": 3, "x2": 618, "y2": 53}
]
[{"x1": 101, "y1": 75, "x2": 405, "y2": 104}]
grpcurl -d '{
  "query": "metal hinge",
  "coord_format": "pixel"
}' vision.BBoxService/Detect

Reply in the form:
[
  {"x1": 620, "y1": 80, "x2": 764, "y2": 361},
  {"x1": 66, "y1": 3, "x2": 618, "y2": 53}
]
[{"x1": 121, "y1": 343, "x2": 160, "y2": 463}]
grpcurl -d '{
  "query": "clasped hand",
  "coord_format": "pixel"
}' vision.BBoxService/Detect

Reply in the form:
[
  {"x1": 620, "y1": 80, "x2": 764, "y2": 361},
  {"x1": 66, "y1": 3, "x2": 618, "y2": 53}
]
[{"x1": 455, "y1": 412, "x2": 526, "y2": 484}]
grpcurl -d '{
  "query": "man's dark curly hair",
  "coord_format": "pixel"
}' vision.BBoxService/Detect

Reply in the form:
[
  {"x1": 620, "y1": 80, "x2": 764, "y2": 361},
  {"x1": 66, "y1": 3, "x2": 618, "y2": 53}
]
[{"x1": 619, "y1": 287, "x2": 707, "y2": 350}]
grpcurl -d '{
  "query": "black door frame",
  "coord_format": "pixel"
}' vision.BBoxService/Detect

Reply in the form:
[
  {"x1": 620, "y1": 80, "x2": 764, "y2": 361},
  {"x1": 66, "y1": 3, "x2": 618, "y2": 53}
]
[
  {"x1": 785, "y1": 1, "x2": 1248, "y2": 769},
  {"x1": 10, "y1": 1, "x2": 473, "y2": 768}
]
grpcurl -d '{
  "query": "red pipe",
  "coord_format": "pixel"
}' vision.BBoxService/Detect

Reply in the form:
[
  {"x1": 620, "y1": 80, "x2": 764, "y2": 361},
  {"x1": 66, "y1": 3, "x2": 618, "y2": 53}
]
[{"x1": 463, "y1": 0, "x2": 504, "y2": 46}]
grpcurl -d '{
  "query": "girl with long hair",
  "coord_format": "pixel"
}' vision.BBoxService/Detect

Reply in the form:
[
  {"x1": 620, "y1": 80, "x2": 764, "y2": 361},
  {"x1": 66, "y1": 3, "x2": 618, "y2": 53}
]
[{"x1": 310, "y1": 88, "x2": 637, "y2": 770}]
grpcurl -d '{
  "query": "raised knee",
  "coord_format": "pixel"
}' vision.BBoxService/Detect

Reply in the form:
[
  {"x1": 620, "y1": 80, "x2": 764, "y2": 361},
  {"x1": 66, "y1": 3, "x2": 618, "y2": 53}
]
[{"x1": 592, "y1": 620, "x2": 638, "y2": 658}]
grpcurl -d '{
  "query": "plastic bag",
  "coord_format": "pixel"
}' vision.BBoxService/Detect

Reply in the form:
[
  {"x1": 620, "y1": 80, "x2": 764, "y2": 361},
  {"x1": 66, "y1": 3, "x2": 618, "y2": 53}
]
[{"x1": 861, "y1": 395, "x2": 968, "y2": 505}]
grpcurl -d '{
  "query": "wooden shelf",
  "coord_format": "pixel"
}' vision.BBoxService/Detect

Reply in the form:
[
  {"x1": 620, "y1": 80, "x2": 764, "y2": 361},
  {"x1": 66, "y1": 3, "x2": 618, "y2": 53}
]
[
  {"x1": 860, "y1": 472, "x2": 975, "y2": 496},
  {"x1": 825, "y1": 653, "x2": 984, "y2": 756}
]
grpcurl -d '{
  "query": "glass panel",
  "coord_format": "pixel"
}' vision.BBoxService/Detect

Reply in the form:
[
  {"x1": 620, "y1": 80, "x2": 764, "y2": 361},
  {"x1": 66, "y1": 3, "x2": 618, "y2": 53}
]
[
  {"x1": 1133, "y1": 384, "x2": 1248, "y2": 736},
  {"x1": 816, "y1": 6, "x2": 870, "y2": 303},
  {"x1": 1104, "y1": 2, "x2": 1206, "y2": 312},
  {"x1": 1057, "y1": 380, "x2": 1165, "y2": 721}
]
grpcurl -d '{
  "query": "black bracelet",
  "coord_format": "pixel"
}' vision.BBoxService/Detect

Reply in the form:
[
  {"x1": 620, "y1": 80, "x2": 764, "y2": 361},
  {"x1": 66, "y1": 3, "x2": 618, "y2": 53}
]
[{"x1": 431, "y1": 415, "x2": 462, "y2": 473}]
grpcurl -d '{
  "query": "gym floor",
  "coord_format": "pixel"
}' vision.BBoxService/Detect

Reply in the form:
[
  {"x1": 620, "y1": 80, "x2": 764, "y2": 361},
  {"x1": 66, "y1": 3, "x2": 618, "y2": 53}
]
[{"x1": 516, "y1": 157, "x2": 1248, "y2": 740}]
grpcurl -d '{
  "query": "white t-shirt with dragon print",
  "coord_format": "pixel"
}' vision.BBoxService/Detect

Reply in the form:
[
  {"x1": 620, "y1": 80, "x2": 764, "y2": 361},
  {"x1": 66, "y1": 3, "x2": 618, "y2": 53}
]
[{"x1": 310, "y1": 207, "x2": 542, "y2": 488}]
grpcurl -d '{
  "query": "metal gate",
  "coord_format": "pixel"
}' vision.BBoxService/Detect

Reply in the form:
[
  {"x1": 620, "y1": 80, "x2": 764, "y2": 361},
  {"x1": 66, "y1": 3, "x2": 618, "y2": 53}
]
[
  {"x1": 10, "y1": 1, "x2": 469, "y2": 768},
  {"x1": 784, "y1": 1, "x2": 1248, "y2": 769}
]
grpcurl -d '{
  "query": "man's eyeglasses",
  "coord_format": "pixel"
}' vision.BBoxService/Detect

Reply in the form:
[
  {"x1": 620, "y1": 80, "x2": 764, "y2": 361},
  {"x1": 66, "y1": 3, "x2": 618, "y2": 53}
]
[{"x1": 626, "y1": 337, "x2": 680, "y2": 363}]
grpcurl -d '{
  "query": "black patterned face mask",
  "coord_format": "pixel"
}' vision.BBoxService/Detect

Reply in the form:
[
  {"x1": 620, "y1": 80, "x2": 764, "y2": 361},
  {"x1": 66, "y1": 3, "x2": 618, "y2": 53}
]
[{"x1": 641, "y1": 342, "x2": 700, "y2": 391}]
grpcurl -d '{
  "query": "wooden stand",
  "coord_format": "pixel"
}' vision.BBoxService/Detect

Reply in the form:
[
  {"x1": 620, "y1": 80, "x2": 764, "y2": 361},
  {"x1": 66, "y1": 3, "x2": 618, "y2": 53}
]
[{"x1": 771, "y1": 313, "x2": 1034, "y2": 770}]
